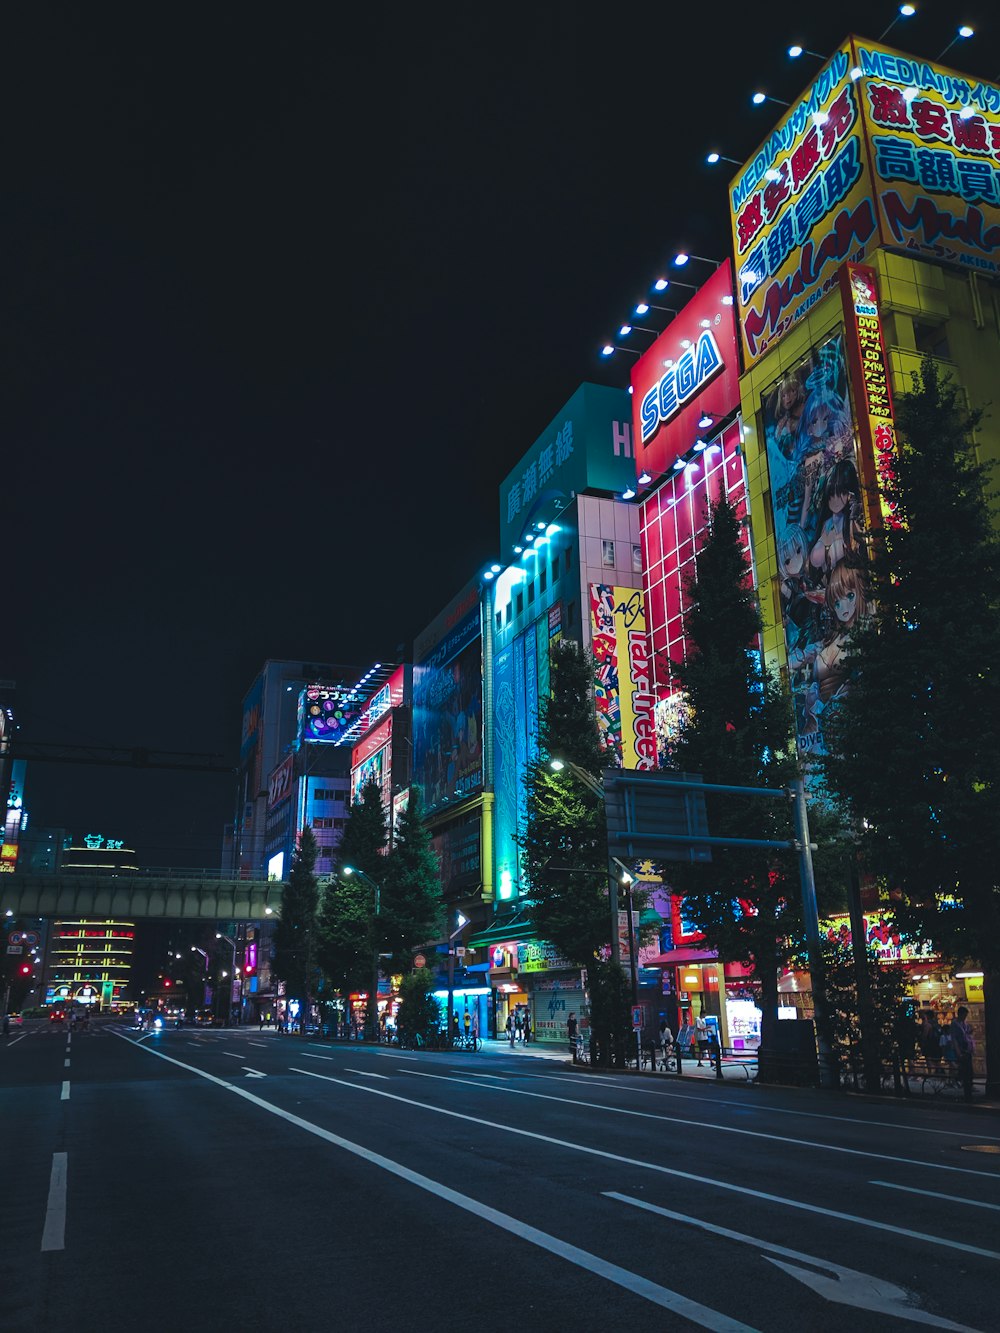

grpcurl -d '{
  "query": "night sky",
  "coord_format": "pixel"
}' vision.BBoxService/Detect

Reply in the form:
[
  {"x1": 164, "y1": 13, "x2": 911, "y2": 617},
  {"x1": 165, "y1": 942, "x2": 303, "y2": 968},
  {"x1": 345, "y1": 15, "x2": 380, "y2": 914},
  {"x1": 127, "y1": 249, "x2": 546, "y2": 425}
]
[{"x1": 5, "y1": 4, "x2": 995, "y2": 867}]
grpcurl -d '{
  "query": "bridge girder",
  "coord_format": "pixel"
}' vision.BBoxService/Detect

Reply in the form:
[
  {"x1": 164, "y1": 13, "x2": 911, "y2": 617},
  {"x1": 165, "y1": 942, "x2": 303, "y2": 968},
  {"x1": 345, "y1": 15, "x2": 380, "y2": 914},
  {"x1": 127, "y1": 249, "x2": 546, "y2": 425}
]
[{"x1": 0, "y1": 876, "x2": 285, "y2": 921}]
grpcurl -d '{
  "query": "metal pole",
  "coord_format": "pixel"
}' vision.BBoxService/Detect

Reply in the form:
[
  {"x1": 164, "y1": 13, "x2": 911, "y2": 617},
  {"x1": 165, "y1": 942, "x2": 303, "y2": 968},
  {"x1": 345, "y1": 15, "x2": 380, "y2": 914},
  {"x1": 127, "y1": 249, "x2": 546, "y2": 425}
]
[
  {"x1": 848, "y1": 852, "x2": 881, "y2": 1095},
  {"x1": 789, "y1": 778, "x2": 836, "y2": 1089},
  {"x1": 608, "y1": 858, "x2": 621, "y2": 969},
  {"x1": 369, "y1": 882, "x2": 380, "y2": 1042},
  {"x1": 446, "y1": 946, "x2": 454, "y2": 1049}
]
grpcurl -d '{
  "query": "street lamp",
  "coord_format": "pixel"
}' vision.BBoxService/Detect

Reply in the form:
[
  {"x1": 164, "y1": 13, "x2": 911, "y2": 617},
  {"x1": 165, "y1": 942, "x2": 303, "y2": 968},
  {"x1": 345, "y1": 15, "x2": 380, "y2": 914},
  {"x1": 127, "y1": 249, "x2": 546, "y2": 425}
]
[
  {"x1": 446, "y1": 911, "x2": 469, "y2": 1048},
  {"x1": 216, "y1": 933, "x2": 237, "y2": 1025},
  {"x1": 343, "y1": 866, "x2": 382, "y2": 1040}
]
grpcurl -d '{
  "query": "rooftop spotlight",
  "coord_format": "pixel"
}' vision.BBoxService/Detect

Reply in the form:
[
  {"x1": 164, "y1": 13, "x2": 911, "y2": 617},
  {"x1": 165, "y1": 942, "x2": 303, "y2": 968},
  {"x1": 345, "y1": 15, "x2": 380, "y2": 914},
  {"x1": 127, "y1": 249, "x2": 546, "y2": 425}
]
[
  {"x1": 938, "y1": 24, "x2": 973, "y2": 57},
  {"x1": 620, "y1": 486, "x2": 636, "y2": 501},
  {"x1": 787, "y1": 45, "x2": 827, "y2": 61},
  {"x1": 673, "y1": 253, "x2": 720, "y2": 268},
  {"x1": 601, "y1": 344, "x2": 615, "y2": 357},
  {"x1": 653, "y1": 277, "x2": 669, "y2": 291},
  {"x1": 903, "y1": 86, "x2": 918, "y2": 102},
  {"x1": 706, "y1": 152, "x2": 742, "y2": 165},
  {"x1": 693, "y1": 438, "x2": 708, "y2": 452},
  {"x1": 490, "y1": 564, "x2": 502, "y2": 573},
  {"x1": 637, "y1": 470, "x2": 652, "y2": 485},
  {"x1": 619, "y1": 324, "x2": 633, "y2": 336},
  {"x1": 752, "y1": 92, "x2": 791, "y2": 108},
  {"x1": 958, "y1": 104, "x2": 975, "y2": 119},
  {"x1": 879, "y1": 4, "x2": 916, "y2": 40},
  {"x1": 635, "y1": 302, "x2": 649, "y2": 315},
  {"x1": 672, "y1": 458, "x2": 686, "y2": 471}
]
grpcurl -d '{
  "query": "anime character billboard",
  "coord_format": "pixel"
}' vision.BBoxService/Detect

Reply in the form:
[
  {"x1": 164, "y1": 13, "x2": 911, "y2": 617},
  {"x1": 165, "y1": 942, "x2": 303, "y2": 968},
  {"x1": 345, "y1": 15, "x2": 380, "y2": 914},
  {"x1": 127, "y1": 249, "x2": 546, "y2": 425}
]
[
  {"x1": 589, "y1": 584, "x2": 656, "y2": 770},
  {"x1": 762, "y1": 331, "x2": 869, "y2": 756}
]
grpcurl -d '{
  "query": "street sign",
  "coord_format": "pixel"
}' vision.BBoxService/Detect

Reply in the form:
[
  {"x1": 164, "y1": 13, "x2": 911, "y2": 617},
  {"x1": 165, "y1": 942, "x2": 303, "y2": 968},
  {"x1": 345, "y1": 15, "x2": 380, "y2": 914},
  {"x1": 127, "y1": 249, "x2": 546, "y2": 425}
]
[
  {"x1": 6, "y1": 945, "x2": 22, "y2": 955},
  {"x1": 604, "y1": 769, "x2": 711, "y2": 864},
  {"x1": 413, "y1": 953, "x2": 426, "y2": 968},
  {"x1": 631, "y1": 1005, "x2": 644, "y2": 1030},
  {"x1": 455, "y1": 946, "x2": 466, "y2": 957}
]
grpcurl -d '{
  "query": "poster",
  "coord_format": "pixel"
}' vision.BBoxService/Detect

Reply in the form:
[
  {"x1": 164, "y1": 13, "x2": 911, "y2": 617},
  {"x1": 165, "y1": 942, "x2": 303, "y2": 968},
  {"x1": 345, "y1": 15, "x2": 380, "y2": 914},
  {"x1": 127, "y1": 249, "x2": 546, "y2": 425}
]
[
  {"x1": 589, "y1": 585, "x2": 656, "y2": 770},
  {"x1": 761, "y1": 331, "x2": 869, "y2": 756}
]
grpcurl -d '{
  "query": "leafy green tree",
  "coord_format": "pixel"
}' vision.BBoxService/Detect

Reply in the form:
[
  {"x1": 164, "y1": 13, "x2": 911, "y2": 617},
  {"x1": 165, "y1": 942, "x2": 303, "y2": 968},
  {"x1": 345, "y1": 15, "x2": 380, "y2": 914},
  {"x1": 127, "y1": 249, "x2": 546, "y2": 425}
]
[
  {"x1": 382, "y1": 786, "x2": 442, "y2": 973},
  {"x1": 824, "y1": 359, "x2": 1000, "y2": 1094},
  {"x1": 667, "y1": 498, "x2": 844, "y2": 1081},
  {"x1": 273, "y1": 826, "x2": 320, "y2": 1019},
  {"x1": 519, "y1": 640, "x2": 630, "y2": 1065},
  {"x1": 819, "y1": 940, "x2": 909, "y2": 1082},
  {"x1": 316, "y1": 779, "x2": 387, "y2": 1031},
  {"x1": 395, "y1": 966, "x2": 441, "y2": 1048}
]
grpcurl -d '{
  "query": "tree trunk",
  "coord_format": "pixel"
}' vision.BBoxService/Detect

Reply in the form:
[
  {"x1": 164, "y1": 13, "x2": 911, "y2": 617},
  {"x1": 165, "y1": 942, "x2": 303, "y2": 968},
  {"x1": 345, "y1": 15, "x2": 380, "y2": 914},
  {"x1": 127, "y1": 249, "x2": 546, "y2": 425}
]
[
  {"x1": 983, "y1": 969, "x2": 1000, "y2": 1100},
  {"x1": 755, "y1": 960, "x2": 783, "y2": 1085}
]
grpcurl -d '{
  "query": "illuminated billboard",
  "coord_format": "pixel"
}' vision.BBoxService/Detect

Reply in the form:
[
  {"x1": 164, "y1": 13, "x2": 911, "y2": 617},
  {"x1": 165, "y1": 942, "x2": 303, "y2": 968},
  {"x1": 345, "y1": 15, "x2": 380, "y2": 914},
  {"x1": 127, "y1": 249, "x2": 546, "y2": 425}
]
[
  {"x1": 858, "y1": 43, "x2": 1000, "y2": 277},
  {"x1": 413, "y1": 601, "x2": 483, "y2": 811},
  {"x1": 589, "y1": 585, "x2": 655, "y2": 770},
  {"x1": 298, "y1": 683, "x2": 365, "y2": 744},
  {"x1": 729, "y1": 43, "x2": 877, "y2": 365},
  {"x1": 351, "y1": 715, "x2": 392, "y2": 807},
  {"x1": 639, "y1": 422, "x2": 748, "y2": 766},
  {"x1": 630, "y1": 262, "x2": 740, "y2": 480},
  {"x1": 761, "y1": 330, "x2": 870, "y2": 757},
  {"x1": 730, "y1": 38, "x2": 1000, "y2": 366}
]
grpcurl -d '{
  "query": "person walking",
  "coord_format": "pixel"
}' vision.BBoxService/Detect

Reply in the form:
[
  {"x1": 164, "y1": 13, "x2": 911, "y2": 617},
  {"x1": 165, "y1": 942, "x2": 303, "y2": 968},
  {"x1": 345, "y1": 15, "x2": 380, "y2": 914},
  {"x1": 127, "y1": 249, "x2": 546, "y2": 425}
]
[
  {"x1": 949, "y1": 1005, "x2": 976, "y2": 1102},
  {"x1": 514, "y1": 1009, "x2": 524, "y2": 1045},
  {"x1": 567, "y1": 1011, "x2": 578, "y2": 1060},
  {"x1": 658, "y1": 1018, "x2": 674, "y2": 1069},
  {"x1": 506, "y1": 1012, "x2": 515, "y2": 1046},
  {"x1": 917, "y1": 1011, "x2": 940, "y2": 1066},
  {"x1": 695, "y1": 1013, "x2": 709, "y2": 1066},
  {"x1": 463, "y1": 1010, "x2": 471, "y2": 1043}
]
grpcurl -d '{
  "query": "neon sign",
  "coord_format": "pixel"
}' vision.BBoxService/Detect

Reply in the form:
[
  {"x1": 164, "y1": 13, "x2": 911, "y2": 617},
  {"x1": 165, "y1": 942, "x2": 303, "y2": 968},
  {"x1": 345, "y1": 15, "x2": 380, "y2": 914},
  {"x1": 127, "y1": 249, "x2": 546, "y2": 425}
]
[{"x1": 638, "y1": 330, "x2": 723, "y2": 445}]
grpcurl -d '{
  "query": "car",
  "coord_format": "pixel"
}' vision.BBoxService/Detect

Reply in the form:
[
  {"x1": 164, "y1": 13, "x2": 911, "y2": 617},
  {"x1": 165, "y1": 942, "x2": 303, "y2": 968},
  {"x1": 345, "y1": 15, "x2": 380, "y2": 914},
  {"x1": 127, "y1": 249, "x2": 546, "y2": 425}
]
[
  {"x1": 49, "y1": 1010, "x2": 67, "y2": 1023},
  {"x1": 6, "y1": 1013, "x2": 23, "y2": 1026}
]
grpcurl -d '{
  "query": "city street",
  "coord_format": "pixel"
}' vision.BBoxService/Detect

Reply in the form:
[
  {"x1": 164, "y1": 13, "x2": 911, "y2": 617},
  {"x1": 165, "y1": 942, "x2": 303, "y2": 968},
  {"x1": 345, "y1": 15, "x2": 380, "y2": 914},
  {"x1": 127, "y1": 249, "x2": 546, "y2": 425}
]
[{"x1": 1, "y1": 1019, "x2": 998, "y2": 1332}]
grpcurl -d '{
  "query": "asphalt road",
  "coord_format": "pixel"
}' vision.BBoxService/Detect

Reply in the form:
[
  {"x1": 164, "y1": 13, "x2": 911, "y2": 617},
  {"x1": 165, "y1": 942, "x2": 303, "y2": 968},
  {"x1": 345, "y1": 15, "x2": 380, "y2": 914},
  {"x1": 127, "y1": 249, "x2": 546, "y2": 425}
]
[{"x1": 2, "y1": 1018, "x2": 998, "y2": 1333}]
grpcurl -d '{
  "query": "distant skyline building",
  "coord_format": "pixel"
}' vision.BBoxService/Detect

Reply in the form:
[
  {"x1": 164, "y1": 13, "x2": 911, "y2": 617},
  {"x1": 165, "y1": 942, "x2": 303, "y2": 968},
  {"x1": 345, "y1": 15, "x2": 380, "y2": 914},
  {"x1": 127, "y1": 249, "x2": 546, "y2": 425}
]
[{"x1": 48, "y1": 832, "x2": 139, "y2": 1009}]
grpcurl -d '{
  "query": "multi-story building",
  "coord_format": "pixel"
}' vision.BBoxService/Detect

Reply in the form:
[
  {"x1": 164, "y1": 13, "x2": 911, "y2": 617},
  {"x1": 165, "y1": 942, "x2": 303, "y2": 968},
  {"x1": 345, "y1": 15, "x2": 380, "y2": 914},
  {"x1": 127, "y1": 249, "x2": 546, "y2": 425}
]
[{"x1": 47, "y1": 834, "x2": 139, "y2": 1010}]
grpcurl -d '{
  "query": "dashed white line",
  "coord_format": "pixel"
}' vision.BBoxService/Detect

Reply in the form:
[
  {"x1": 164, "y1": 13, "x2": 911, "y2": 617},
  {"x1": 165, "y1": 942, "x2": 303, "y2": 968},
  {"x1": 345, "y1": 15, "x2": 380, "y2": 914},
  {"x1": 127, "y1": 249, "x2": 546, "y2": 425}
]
[
  {"x1": 41, "y1": 1153, "x2": 68, "y2": 1251},
  {"x1": 344, "y1": 1068, "x2": 389, "y2": 1080},
  {"x1": 870, "y1": 1180, "x2": 1000, "y2": 1212},
  {"x1": 60, "y1": 1080, "x2": 70, "y2": 1101}
]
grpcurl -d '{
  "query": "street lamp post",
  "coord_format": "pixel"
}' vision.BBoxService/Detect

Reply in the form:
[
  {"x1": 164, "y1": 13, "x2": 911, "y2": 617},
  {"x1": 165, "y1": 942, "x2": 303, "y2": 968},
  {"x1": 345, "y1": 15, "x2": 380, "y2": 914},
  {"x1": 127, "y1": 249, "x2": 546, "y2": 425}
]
[
  {"x1": 446, "y1": 911, "x2": 469, "y2": 1048},
  {"x1": 216, "y1": 933, "x2": 237, "y2": 1025},
  {"x1": 343, "y1": 866, "x2": 382, "y2": 1040}
]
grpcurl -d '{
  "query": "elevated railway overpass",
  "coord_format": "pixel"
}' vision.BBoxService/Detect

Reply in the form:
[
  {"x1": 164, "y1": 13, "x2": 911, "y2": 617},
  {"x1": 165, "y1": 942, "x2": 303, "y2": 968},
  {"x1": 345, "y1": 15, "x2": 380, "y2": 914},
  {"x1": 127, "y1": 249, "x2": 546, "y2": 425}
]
[{"x1": 0, "y1": 872, "x2": 284, "y2": 920}]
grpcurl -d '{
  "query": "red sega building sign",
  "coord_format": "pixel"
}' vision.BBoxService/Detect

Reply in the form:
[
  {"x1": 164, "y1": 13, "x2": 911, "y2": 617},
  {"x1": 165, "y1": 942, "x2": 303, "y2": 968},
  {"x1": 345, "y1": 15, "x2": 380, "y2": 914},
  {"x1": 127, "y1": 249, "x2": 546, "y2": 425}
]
[{"x1": 630, "y1": 260, "x2": 741, "y2": 478}]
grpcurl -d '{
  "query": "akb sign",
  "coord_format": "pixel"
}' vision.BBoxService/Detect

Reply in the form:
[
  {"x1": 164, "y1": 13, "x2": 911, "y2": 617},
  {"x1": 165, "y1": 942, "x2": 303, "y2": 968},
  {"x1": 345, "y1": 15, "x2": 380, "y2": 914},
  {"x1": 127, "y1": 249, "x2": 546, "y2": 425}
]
[{"x1": 638, "y1": 329, "x2": 723, "y2": 446}]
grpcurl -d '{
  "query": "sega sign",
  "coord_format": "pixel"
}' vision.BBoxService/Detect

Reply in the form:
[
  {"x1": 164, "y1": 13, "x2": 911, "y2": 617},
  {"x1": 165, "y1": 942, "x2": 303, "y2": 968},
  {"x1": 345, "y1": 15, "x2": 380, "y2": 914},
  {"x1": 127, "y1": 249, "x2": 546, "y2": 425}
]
[
  {"x1": 630, "y1": 261, "x2": 740, "y2": 481},
  {"x1": 639, "y1": 329, "x2": 723, "y2": 445}
]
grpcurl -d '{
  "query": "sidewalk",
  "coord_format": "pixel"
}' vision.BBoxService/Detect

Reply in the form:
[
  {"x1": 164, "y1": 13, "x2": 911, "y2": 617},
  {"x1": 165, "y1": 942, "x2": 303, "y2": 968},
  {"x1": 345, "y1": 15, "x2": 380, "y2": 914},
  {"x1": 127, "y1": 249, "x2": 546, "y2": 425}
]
[{"x1": 476, "y1": 1036, "x2": 759, "y2": 1080}]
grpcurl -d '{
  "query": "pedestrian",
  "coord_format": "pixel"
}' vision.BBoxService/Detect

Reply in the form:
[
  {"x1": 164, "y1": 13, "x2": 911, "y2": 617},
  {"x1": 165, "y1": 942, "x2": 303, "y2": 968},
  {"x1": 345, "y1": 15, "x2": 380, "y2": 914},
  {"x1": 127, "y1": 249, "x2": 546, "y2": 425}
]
[
  {"x1": 463, "y1": 1010, "x2": 471, "y2": 1042},
  {"x1": 506, "y1": 1013, "x2": 515, "y2": 1045},
  {"x1": 949, "y1": 1005, "x2": 975, "y2": 1102},
  {"x1": 917, "y1": 1011, "x2": 939, "y2": 1065},
  {"x1": 567, "y1": 1011, "x2": 578, "y2": 1059},
  {"x1": 658, "y1": 1018, "x2": 674, "y2": 1069},
  {"x1": 676, "y1": 1016, "x2": 694, "y2": 1058},
  {"x1": 522, "y1": 1008, "x2": 530, "y2": 1044},
  {"x1": 695, "y1": 1013, "x2": 709, "y2": 1066},
  {"x1": 514, "y1": 1009, "x2": 523, "y2": 1044},
  {"x1": 259, "y1": 1014, "x2": 265, "y2": 1031}
]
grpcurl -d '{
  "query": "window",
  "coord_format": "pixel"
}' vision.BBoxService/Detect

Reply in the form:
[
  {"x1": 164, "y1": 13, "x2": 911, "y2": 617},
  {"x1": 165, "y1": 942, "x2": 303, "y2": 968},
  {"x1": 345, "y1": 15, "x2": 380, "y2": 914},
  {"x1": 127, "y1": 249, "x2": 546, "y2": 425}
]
[
  {"x1": 540, "y1": 567, "x2": 547, "y2": 593},
  {"x1": 567, "y1": 600, "x2": 576, "y2": 627},
  {"x1": 551, "y1": 559, "x2": 559, "y2": 584},
  {"x1": 495, "y1": 610, "x2": 502, "y2": 631},
  {"x1": 516, "y1": 591, "x2": 524, "y2": 616},
  {"x1": 528, "y1": 581, "x2": 535, "y2": 604},
  {"x1": 312, "y1": 817, "x2": 334, "y2": 829},
  {"x1": 564, "y1": 549, "x2": 572, "y2": 574},
  {"x1": 913, "y1": 320, "x2": 950, "y2": 359},
  {"x1": 314, "y1": 789, "x2": 338, "y2": 802},
  {"x1": 632, "y1": 544, "x2": 643, "y2": 574},
  {"x1": 505, "y1": 602, "x2": 512, "y2": 626},
  {"x1": 602, "y1": 540, "x2": 615, "y2": 568}
]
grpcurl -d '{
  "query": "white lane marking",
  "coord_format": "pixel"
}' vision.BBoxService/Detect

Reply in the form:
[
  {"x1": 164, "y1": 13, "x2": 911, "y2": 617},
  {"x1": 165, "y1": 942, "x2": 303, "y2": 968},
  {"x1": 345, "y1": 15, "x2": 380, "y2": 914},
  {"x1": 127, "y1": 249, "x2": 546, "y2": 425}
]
[
  {"x1": 64, "y1": 1058, "x2": 70, "y2": 1068},
  {"x1": 247, "y1": 1041, "x2": 268, "y2": 1048},
  {"x1": 60, "y1": 1081, "x2": 70, "y2": 1101},
  {"x1": 6, "y1": 1034, "x2": 26, "y2": 1046},
  {"x1": 242, "y1": 1068, "x2": 267, "y2": 1079},
  {"x1": 453, "y1": 1071, "x2": 510, "y2": 1079},
  {"x1": 290, "y1": 1067, "x2": 1000, "y2": 1256},
  {"x1": 403, "y1": 1069, "x2": 999, "y2": 1180},
  {"x1": 870, "y1": 1181, "x2": 1000, "y2": 1212},
  {"x1": 111, "y1": 1034, "x2": 756, "y2": 1331},
  {"x1": 344, "y1": 1069, "x2": 389, "y2": 1080},
  {"x1": 221, "y1": 1053, "x2": 244, "y2": 1059},
  {"x1": 525, "y1": 1071, "x2": 1000, "y2": 1143},
  {"x1": 607, "y1": 1193, "x2": 979, "y2": 1332},
  {"x1": 297, "y1": 1052, "x2": 336, "y2": 1061},
  {"x1": 41, "y1": 1153, "x2": 68, "y2": 1252},
  {"x1": 371, "y1": 1050, "x2": 419, "y2": 1060}
]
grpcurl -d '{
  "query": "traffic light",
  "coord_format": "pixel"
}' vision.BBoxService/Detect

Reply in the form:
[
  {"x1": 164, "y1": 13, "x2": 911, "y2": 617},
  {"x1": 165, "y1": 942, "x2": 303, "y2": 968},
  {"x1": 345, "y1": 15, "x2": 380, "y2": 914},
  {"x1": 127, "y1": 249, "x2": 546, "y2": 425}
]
[{"x1": 19, "y1": 963, "x2": 31, "y2": 977}]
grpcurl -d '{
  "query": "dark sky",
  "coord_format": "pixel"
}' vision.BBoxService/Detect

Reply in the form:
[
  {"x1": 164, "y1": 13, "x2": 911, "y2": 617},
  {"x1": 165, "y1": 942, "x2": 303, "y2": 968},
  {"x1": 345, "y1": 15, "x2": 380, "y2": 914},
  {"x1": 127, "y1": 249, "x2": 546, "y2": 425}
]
[{"x1": 5, "y1": 3, "x2": 995, "y2": 866}]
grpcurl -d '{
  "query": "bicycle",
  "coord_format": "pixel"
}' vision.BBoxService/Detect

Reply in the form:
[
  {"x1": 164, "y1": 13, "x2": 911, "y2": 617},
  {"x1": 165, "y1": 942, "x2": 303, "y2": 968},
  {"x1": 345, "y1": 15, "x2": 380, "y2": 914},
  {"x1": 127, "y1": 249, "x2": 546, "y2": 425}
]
[{"x1": 452, "y1": 1032, "x2": 480, "y2": 1052}]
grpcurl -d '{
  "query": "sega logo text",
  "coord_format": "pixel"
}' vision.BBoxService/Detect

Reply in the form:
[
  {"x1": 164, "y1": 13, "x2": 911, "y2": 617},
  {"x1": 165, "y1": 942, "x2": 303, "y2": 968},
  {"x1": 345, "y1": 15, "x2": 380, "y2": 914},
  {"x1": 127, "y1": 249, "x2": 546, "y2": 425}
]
[{"x1": 639, "y1": 330, "x2": 723, "y2": 446}]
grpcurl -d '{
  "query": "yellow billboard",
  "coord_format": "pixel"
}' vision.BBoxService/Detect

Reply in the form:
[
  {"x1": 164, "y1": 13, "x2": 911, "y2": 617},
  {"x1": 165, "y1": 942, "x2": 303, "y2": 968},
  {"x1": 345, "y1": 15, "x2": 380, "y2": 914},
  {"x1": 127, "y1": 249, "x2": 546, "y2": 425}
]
[{"x1": 729, "y1": 37, "x2": 1000, "y2": 367}]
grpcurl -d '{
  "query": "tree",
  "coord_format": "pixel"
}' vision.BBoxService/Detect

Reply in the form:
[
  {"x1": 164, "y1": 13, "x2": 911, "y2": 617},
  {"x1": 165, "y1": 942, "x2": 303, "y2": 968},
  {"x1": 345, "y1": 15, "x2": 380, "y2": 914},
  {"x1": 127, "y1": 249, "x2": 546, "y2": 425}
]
[
  {"x1": 316, "y1": 779, "x2": 387, "y2": 1029},
  {"x1": 394, "y1": 966, "x2": 441, "y2": 1048},
  {"x1": 667, "y1": 498, "x2": 844, "y2": 1081},
  {"x1": 273, "y1": 826, "x2": 321, "y2": 1022},
  {"x1": 381, "y1": 786, "x2": 442, "y2": 974},
  {"x1": 819, "y1": 940, "x2": 909, "y2": 1083},
  {"x1": 824, "y1": 358, "x2": 1000, "y2": 1094},
  {"x1": 520, "y1": 640, "x2": 630, "y2": 1065}
]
